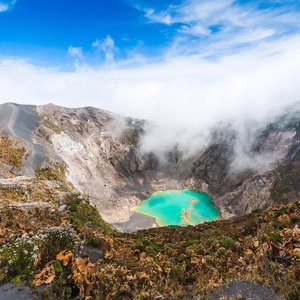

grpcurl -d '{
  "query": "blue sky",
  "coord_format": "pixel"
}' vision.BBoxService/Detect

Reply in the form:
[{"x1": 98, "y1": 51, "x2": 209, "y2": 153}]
[
  {"x1": 0, "y1": 0, "x2": 179, "y2": 65},
  {"x1": 1, "y1": 0, "x2": 300, "y2": 67},
  {"x1": 1, "y1": 1, "x2": 300, "y2": 158},
  {"x1": 0, "y1": 0, "x2": 300, "y2": 134}
]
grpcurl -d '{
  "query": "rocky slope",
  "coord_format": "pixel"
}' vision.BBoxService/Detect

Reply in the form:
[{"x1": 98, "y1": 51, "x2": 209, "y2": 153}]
[
  {"x1": 191, "y1": 113, "x2": 300, "y2": 218},
  {"x1": 1, "y1": 102, "x2": 300, "y2": 231},
  {"x1": 0, "y1": 102, "x2": 300, "y2": 299}
]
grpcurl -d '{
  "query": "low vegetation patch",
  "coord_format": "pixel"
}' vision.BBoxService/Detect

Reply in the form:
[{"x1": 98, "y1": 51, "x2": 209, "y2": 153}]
[
  {"x1": 35, "y1": 163, "x2": 66, "y2": 181},
  {"x1": 0, "y1": 136, "x2": 26, "y2": 168},
  {"x1": 66, "y1": 194, "x2": 114, "y2": 234},
  {"x1": 0, "y1": 228, "x2": 81, "y2": 284},
  {"x1": 39, "y1": 114, "x2": 62, "y2": 134},
  {"x1": 0, "y1": 186, "x2": 299, "y2": 299}
]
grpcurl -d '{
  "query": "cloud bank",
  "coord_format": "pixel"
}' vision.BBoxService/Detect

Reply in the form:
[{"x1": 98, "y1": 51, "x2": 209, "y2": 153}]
[
  {"x1": 1, "y1": 35, "x2": 300, "y2": 160},
  {"x1": 1, "y1": 0, "x2": 300, "y2": 171}
]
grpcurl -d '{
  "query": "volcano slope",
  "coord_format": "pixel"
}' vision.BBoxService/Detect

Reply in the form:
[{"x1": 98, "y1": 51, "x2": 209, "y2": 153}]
[
  {"x1": 1, "y1": 103, "x2": 300, "y2": 230},
  {"x1": 0, "y1": 102, "x2": 299, "y2": 299}
]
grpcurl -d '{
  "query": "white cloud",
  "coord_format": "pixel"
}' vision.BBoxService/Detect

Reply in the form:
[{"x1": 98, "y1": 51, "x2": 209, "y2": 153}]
[
  {"x1": 1, "y1": 1, "x2": 300, "y2": 171},
  {"x1": 1, "y1": 36, "x2": 300, "y2": 167},
  {"x1": 68, "y1": 46, "x2": 84, "y2": 60},
  {"x1": 139, "y1": 0, "x2": 300, "y2": 57},
  {"x1": 231, "y1": 28, "x2": 276, "y2": 44},
  {"x1": 144, "y1": 8, "x2": 173, "y2": 25},
  {"x1": 92, "y1": 35, "x2": 117, "y2": 63},
  {"x1": 0, "y1": 3, "x2": 9, "y2": 12},
  {"x1": 0, "y1": 0, "x2": 16, "y2": 12}
]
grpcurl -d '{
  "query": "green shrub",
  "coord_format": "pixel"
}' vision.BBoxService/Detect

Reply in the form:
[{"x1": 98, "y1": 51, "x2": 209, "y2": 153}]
[
  {"x1": 35, "y1": 163, "x2": 66, "y2": 181},
  {"x1": 219, "y1": 236, "x2": 235, "y2": 248},
  {"x1": 0, "y1": 239, "x2": 36, "y2": 283},
  {"x1": 66, "y1": 195, "x2": 114, "y2": 233},
  {"x1": 65, "y1": 287, "x2": 72, "y2": 300},
  {"x1": 38, "y1": 230, "x2": 76, "y2": 266},
  {"x1": 271, "y1": 233, "x2": 281, "y2": 242},
  {"x1": 6, "y1": 220, "x2": 13, "y2": 227},
  {"x1": 85, "y1": 235, "x2": 104, "y2": 248},
  {"x1": 53, "y1": 261, "x2": 63, "y2": 273}
]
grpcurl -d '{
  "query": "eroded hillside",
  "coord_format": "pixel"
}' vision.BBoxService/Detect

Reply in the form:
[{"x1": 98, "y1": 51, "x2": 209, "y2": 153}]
[{"x1": 1, "y1": 102, "x2": 300, "y2": 230}]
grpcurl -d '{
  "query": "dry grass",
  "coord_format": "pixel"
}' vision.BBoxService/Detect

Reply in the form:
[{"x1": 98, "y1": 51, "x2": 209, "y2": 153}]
[{"x1": 0, "y1": 136, "x2": 26, "y2": 168}]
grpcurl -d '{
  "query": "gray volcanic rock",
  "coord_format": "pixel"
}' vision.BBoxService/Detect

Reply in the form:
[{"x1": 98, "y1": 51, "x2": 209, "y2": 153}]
[
  {"x1": 1, "y1": 102, "x2": 300, "y2": 230},
  {"x1": 189, "y1": 116, "x2": 300, "y2": 217},
  {"x1": 0, "y1": 283, "x2": 36, "y2": 300},
  {"x1": 33, "y1": 104, "x2": 166, "y2": 229},
  {"x1": 0, "y1": 103, "x2": 46, "y2": 174},
  {"x1": 204, "y1": 280, "x2": 285, "y2": 300},
  {"x1": 114, "y1": 212, "x2": 158, "y2": 233}
]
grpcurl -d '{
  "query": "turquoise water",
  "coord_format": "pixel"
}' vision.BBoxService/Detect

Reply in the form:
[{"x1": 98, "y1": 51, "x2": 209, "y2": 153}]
[{"x1": 134, "y1": 190, "x2": 220, "y2": 226}]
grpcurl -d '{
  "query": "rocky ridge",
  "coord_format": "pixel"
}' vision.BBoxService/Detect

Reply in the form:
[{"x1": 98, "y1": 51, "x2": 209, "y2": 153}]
[{"x1": 1, "y1": 102, "x2": 300, "y2": 230}]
